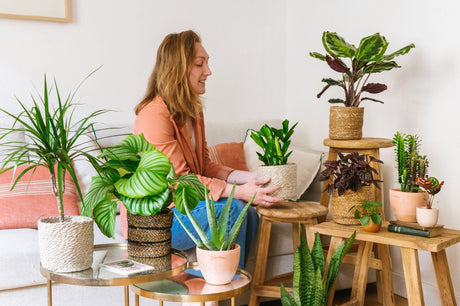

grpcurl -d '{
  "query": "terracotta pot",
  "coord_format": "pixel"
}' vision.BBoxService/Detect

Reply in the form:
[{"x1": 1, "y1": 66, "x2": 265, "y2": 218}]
[
  {"x1": 362, "y1": 219, "x2": 382, "y2": 233},
  {"x1": 330, "y1": 186, "x2": 373, "y2": 225},
  {"x1": 389, "y1": 189, "x2": 428, "y2": 222},
  {"x1": 257, "y1": 163, "x2": 297, "y2": 200},
  {"x1": 416, "y1": 207, "x2": 439, "y2": 228},
  {"x1": 329, "y1": 106, "x2": 364, "y2": 140},
  {"x1": 196, "y1": 243, "x2": 240, "y2": 285}
]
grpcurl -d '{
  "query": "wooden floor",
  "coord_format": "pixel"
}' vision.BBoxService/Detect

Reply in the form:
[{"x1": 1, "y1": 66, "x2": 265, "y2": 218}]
[{"x1": 259, "y1": 283, "x2": 408, "y2": 306}]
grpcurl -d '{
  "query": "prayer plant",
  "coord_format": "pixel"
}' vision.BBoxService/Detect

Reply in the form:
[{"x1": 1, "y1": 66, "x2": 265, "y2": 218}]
[{"x1": 81, "y1": 133, "x2": 206, "y2": 238}]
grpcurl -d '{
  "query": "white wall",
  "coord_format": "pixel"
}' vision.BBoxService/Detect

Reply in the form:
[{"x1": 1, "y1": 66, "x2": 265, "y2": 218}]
[{"x1": 286, "y1": 0, "x2": 460, "y2": 304}]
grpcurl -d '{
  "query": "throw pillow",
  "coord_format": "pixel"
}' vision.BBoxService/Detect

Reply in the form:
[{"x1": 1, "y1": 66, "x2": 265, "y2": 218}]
[
  {"x1": 208, "y1": 142, "x2": 249, "y2": 171},
  {"x1": 0, "y1": 165, "x2": 80, "y2": 229},
  {"x1": 243, "y1": 130, "x2": 323, "y2": 200}
]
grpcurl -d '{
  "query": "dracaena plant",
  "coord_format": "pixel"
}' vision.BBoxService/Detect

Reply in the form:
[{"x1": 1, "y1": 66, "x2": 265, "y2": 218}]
[
  {"x1": 174, "y1": 184, "x2": 254, "y2": 251},
  {"x1": 319, "y1": 150, "x2": 383, "y2": 196},
  {"x1": 81, "y1": 133, "x2": 206, "y2": 238},
  {"x1": 250, "y1": 119, "x2": 298, "y2": 166},
  {"x1": 280, "y1": 229, "x2": 356, "y2": 306},
  {"x1": 310, "y1": 32, "x2": 415, "y2": 107},
  {"x1": 0, "y1": 71, "x2": 110, "y2": 223}
]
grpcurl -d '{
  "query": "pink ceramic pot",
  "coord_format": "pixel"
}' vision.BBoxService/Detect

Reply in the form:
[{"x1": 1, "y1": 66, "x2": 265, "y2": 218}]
[
  {"x1": 389, "y1": 189, "x2": 428, "y2": 222},
  {"x1": 416, "y1": 207, "x2": 439, "y2": 228},
  {"x1": 196, "y1": 244, "x2": 240, "y2": 285}
]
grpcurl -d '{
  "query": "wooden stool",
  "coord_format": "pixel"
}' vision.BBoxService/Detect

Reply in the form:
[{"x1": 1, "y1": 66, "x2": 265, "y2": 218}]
[{"x1": 248, "y1": 201, "x2": 328, "y2": 306}]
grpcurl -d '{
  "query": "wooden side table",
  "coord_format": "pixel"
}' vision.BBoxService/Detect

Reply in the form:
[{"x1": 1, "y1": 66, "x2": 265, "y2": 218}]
[
  {"x1": 311, "y1": 221, "x2": 460, "y2": 306},
  {"x1": 248, "y1": 201, "x2": 328, "y2": 306}
]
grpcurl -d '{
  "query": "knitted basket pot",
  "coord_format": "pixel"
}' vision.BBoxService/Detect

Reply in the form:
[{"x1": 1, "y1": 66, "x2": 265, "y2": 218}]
[
  {"x1": 257, "y1": 163, "x2": 297, "y2": 200},
  {"x1": 330, "y1": 186, "x2": 373, "y2": 225},
  {"x1": 127, "y1": 210, "x2": 173, "y2": 258},
  {"x1": 38, "y1": 216, "x2": 94, "y2": 272},
  {"x1": 329, "y1": 106, "x2": 364, "y2": 140}
]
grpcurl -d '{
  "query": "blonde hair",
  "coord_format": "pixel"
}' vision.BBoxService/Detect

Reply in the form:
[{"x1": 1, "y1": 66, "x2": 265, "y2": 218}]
[{"x1": 135, "y1": 30, "x2": 203, "y2": 126}]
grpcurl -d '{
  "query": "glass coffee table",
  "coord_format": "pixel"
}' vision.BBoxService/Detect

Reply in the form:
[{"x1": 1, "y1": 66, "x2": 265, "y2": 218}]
[
  {"x1": 40, "y1": 243, "x2": 188, "y2": 306},
  {"x1": 132, "y1": 262, "x2": 252, "y2": 306}
]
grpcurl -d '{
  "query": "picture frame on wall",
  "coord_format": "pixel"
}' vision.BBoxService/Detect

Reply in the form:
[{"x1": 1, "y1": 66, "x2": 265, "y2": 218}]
[{"x1": 0, "y1": 0, "x2": 71, "y2": 23}]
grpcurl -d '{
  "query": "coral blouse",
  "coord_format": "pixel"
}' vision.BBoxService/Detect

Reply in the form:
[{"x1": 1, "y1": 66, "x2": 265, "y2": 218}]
[{"x1": 134, "y1": 96, "x2": 233, "y2": 201}]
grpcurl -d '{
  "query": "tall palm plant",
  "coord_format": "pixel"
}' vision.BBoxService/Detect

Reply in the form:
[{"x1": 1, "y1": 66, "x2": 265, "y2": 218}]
[{"x1": 0, "y1": 70, "x2": 109, "y2": 222}]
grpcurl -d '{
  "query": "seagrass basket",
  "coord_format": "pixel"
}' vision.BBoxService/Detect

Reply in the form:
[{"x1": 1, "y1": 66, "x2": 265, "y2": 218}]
[
  {"x1": 330, "y1": 186, "x2": 373, "y2": 225},
  {"x1": 329, "y1": 106, "x2": 364, "y2": 140},
  {"x1": 127, "y1": 210, "x2": 173, "y2": 258},
  {"x1": 257, "y1": 163, "x2": 297, "y2": 200}
]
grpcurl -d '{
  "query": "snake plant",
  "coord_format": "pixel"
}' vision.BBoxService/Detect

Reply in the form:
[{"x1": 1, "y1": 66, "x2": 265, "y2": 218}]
[
  {"x1": 81, "y1": 133, "x2": 206, "y2": 238},
  {"x1": 174, "y1": 184, "x2": 255, "y2": 251},
  {"x1": 280, "y1": 230, "x2": 355, "y2": 306},
  {"x1": 250, "y1": 119, "x2": 298, "y2": 166},
  {"x1": 310, "y1": 32, "x2": 415, "y2": 107}
]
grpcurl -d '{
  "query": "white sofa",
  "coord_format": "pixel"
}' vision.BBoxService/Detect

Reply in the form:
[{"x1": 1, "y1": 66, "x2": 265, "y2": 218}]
[{"x1": 0, "y1": 119, "x2": 326, "y2": 306}]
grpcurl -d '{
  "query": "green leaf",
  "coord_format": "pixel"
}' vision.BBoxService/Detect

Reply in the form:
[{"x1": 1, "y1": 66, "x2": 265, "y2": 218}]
[
  {"x1": 328, "y1": 98, "x2": 345, "y2": 104},
  {"x1": 322, "y1": 32, "x2": 356, "y2": 58},
  {"x1": 363, "y1": 61, "x2": 399, "y2": 74},
  {"x1": 371, "y1": 214, "x2": 382, "y2": 225},
  {"x1": 381, "y1": 43, "x2": 415, "y2": 61},
  {"x1": 360, "y1": 214, "x2": 370, "y2": 226},
  {"x1": 173, "y1": 211, "x2": 205, "y2": 249},
  {"x1": 173, "y1": 184, "x2": 199, "y2": 215},
  {"x1": 309, "y1": 52, "x2": 326, "y2": 61},
  {"x1": 355, "y1": 33, "x2": 388, "y2": 62},
  {"x1": 222, "y1": 196, "x2": 253, "y2": 250},
  {"x1": 311, "y1": 233, "x2": 325, "y2": 276},
  {"x1": 120, "y1": 188, "x2": 170, "y2": 216},
  {"x1": 280, "y1": 283, "x2": 297, "y2": 306},
  {"x1": 92, "y1": 199, "x2": 118, "y2": 238}
]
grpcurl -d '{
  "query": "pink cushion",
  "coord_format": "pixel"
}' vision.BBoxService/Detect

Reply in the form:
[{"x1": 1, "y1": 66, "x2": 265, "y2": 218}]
[{"x1": 0, "y1": 165, "x2": 80, "y2": 229}]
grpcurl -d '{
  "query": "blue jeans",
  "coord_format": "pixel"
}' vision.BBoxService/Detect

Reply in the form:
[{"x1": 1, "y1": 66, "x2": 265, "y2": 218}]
[{"x1": 171, "y1": 198, "x2": 259, "y2": 269}]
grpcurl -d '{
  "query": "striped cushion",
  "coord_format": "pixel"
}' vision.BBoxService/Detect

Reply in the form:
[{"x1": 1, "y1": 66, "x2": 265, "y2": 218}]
[{"x1": 0, "y1": 165, "x2": 80, "y2": 229}]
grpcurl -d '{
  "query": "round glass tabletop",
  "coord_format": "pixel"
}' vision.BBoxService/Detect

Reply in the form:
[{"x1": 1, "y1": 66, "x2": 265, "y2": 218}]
[
  {"x1": 132, "y1": 262, "x2": 252, "y2": 303},
  {"x1": 40, "y1": 243, "x2": 188, "y2": 287}
]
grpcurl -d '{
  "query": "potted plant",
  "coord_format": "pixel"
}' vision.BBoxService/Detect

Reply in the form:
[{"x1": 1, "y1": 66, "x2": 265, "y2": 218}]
[
  {"x1": 280, "y1": 229, "x2": 356, "y2": 306},
  {"x1": 390, "y1": 132, "x2": 429, "y2": 222},
  {"x1": 310, "y1": 32, "x2": 415, "y2": 140},
  {"x1": 415, "y1": 176, "x2": 444, "y2": 227},
  {"x1": 0, "y1": 72, "x2": 110, "y2": 272},
  {"x1": 250, "y1": 119, "x2": 298, "y2": 200},
  {"x1": 349, "y1": 200, "x2": 383, "y2": 232},
  {"x1": 174, "y1": 184, "x2": 254, "y2": 285},
  {"x1": 319, "y1": 150, "x2": 383, "y2": 224},
  {"x1": 81, "y1": 133, "x2": 206, "y2": 258}
]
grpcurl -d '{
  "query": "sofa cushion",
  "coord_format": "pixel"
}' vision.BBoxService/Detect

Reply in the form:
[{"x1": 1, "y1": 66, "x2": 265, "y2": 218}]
[
  {"x1": 0, "y1": 165, "x2": 80, "y2": 229},
  {"x1": 208, "y1": 142, "x2": 249, "y2": 171}
]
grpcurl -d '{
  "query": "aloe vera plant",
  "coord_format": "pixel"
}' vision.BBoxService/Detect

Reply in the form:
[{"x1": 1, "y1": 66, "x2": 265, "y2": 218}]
[
  {"x1": 280, "y1": 230, "x2": 355, "y2": 306},
  {"x1": 0, "y1": 70, "x2": 111, "y2": 223},
  {"x1": 81, "y1": 133, "x2": 206, "y2": 238},
  {"x1": 250, "y1": 119, "x2": 298, "y2": 166},
  {"x1": 174, "y1": 184, "x2": 254, "y2": 251},
  {"x1": 310, "y1": 32, "x2": 415, "y2": 107}
]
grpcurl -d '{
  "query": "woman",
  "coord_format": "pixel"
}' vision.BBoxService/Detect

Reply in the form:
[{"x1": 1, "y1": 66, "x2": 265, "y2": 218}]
[{"x1": 134, "y1": 30, "x2": 283, "y2": 268}]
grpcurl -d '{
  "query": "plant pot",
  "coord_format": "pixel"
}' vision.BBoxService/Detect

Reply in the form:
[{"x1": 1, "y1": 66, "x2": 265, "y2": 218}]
[
  {"x1": 257, "y1": 163, "x2": 297, "y2": 200},
  {"x1": 38, "y1": 215, "x2": 94, "y2": 272},
  {"x1": 127, "y1": 210, "x2": 173, "y2": 258},
  {"x1": 196, "y1": 243, "x2": 240, "y2": 285},
  {"x1": 329, "y1": 106, "x2": 364, "y2": 140},
  {"x1": 330, "y1": 186, "x2": 373, "y2": 225},
  {"x1": 416, "y1": 207, "x2": 439, "y2": 228},
  {"x1": 362, "y1": 219, "x2": 382, "y2": 233},
  {"x1": 389, "y1": 189, "x2": 428, "y2": 222}
]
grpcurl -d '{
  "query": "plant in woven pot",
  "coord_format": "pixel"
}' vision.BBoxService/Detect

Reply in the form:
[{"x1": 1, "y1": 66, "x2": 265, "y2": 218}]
[
  {"x1": 81, "y1": 133, "x2": 206, "y2": 259},
  {"x1": 390, "y1": 132, "x2": 430, "y2": 222},
  {"x1": 174, "y1": 184, "x2": 254, "y2": 285},
  {"x1": 310, "y1": 32, "x2": 415, "y2": 140},
  {"x1": 250, "y1": 119, "x2": 298, "y2": 200},
  {"x1": 415, "y1": 176, "x2": 444, "y2": 228},
  {"x1": 0, "y1": 72, "x2": 111, "y2": 272},
  {"x1": 319, "y1": 150, "x2": 383, "y2": 224}
]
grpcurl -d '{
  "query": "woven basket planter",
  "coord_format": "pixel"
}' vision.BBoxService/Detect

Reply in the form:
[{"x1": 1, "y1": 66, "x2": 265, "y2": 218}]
[
  {"x1": 127, "y1": 210, "x2": 173, "y2": 258},
  {"x1": 257, "y1": 163, "x2": 297, "y2": 200},
  {"x1": 38, "y1": 216, "x2": 94, "y2": 272},
  {"x1": 330, "y1": 186, "x2": 373, "y2": 225},
  {"x1": 329, "y1": 106, "x2": 364, "y2": 140}
]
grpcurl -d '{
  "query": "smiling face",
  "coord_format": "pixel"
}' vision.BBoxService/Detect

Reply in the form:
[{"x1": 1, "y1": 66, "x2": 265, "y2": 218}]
[{"x1": 188, "y1": 43, "x2": 212, "y2": 95}]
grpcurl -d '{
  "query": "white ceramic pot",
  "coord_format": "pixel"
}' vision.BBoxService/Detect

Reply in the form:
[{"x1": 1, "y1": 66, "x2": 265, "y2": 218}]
[
  {"x1": 416, "y1": 207, "x2": 439, "y2": 228},
  {"x1": 196, "y1": 244, "x2": 240, "y2": 285}
]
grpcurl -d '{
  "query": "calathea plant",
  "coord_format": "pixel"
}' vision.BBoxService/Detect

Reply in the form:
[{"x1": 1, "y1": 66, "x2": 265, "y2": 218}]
[
  {"x1": 81, "y1": 133, "x2": 206, "y2": 238},
  {"x1": 310, "y1": 32, "x2": 415, "y2": 106},
  {"x1": 416, "y1": 177, "x2": 444, "y2": 209},
  {"x1": 250, "y1": 119, "x2": 298, "y2": 166},
  {"x1": 280, "y1": 229, "x2": 356, "y2": 306}
]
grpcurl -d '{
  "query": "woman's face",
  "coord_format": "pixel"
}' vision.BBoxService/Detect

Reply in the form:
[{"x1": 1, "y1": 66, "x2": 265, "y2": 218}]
[{"x1": 188, "y1": 43, "x2": 212, "y2": 95}]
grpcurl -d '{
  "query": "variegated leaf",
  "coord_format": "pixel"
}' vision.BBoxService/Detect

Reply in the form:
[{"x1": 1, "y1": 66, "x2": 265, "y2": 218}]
[
  {"x1": 355, "y1": 33, "x2": 388, "y2": 62},
  {"x1": 119, "y1": 188, "x2": 170, "y2": 216},
  {"x1": 363, "y1": 61, "x2": 399, "y2": 74},
  {"x1": 381, "y1": 43, "x2": 415, "y2": 61},
  {"x1": 322, "y1": 31, "x2": 356, "y2": 58},
  {"x1": 93, "y1": 199, "x2": 118, "y2": 238}
]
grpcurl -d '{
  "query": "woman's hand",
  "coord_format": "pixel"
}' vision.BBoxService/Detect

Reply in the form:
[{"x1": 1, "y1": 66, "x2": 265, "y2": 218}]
[{"x1": 223, "y1": 176, "x2": 284, "y2": 206}]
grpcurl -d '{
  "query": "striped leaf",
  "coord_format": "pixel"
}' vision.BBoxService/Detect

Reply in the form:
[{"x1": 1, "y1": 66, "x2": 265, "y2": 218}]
[
  {"x1": 381, "y1": 43, "x2": 415, "y2": 61},
  {"x1": 322, "y1": 31, "x2": 356, "y2": 58},
  {"x1": 92, "y1": 199, "x2": 118, "y2": 238},
  {"x1": 119, "y1": 188, "x2": 170, "y2": 216},
  {"x1": 355, "y1": 33, "x2": 388, "y2": 62}
]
